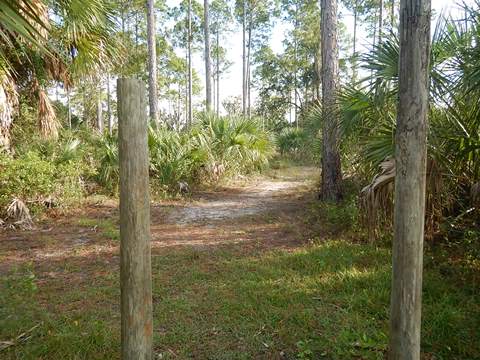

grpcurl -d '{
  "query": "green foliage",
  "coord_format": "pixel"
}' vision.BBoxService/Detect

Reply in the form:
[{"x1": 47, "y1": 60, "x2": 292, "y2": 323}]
[
  {"x1": 197, "y1": 114, "x2": 275, "y2": 174},
  {"x1": 0, "y1": 129, "x2": 98, "y2": 216},
  {"x1": 148, "y1": 126, "x2": 208, "y2": 191},
  {"x1": 90, "y1": 114, "x2": 275, "y2": 193},
  {"x1": 0, "y1": 150, "x2": 85, "y2": 216},
  {"x1": 96, "y1": 133, "x2": 119, "y2": 192}
]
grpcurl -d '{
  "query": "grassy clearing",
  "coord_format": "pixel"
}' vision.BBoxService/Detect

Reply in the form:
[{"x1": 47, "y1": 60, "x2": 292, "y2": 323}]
[{"x1": 1, "y1": 236, "x2": 478, "y2": 359}]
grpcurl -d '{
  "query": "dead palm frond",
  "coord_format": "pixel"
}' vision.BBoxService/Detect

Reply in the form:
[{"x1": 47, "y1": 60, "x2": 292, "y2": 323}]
[
  {"x1": 361, "y1": 157, "x2": 450, "y2": 241},
  {"x1": 360, "y1": 157, "x2": 395, "y2": 241},
  {"x1": 37, "y1": 87, "x2": 59, "y2": 139},
  {"x1": 0, "y1": 72, "x2": 18, "y2": 151},
  {"x1": 5, "y1": 198, "x2": 34, "y2": 230}
]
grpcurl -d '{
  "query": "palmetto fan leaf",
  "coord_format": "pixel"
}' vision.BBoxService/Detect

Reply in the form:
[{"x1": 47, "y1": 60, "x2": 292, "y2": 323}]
[{"x1": 0, "y1": 0, "x2": 50, "y2": 69}]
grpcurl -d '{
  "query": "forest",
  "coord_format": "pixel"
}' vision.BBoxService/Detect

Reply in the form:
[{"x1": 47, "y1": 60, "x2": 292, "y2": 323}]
[{"x1": 0, "y1": 0, "x2": 479, "y2": 359}]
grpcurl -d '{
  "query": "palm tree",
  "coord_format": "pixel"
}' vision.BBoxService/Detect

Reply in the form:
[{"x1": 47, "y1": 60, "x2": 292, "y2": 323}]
[{"x1": 0, "y1": 0, "x2": 119, "y2": 150}]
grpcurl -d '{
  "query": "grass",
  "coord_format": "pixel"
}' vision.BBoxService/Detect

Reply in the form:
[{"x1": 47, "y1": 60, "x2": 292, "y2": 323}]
[
  {"x1": 77, "y1": 217, "x2": 119, "y2": 241},
  {"x1": 0, "y1": 173, "x2": 478, "y2": 359},
  {"x1": 0, "y1": 239, "x2": 478, "y2": 359}
]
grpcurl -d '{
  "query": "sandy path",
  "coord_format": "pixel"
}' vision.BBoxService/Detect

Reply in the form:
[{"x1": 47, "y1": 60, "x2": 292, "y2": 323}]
[{"x1": 0, "y1": 166, "x2": 319, "y2": 271}]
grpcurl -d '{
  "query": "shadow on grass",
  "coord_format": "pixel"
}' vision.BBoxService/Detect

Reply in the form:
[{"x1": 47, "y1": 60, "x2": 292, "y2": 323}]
[{"x1": 1, "y1": 241, "x2": 478, "y2": 359}]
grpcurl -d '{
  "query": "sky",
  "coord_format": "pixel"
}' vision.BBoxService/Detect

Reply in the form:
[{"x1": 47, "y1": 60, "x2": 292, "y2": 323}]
[{"x1": 183, "y1": 0, "x2": 470, "y2": 114}]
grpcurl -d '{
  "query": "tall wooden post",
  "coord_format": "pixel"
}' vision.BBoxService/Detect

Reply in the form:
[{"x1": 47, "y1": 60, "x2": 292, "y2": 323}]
[
  {"x1": 389, "y1": 0, "x2": 431, "y2": 358},
  {"x1": 117, "y1": 78, "x2": 153, "y2": 360}
]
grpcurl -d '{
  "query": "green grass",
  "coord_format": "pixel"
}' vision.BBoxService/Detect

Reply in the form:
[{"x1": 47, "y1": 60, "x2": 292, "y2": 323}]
[
  {"x1": 77, "y1": 217, "x2": 119, "y2": 241},
  {"x1": 1, "y1": 239, "x2": 478, "y2": 359}
]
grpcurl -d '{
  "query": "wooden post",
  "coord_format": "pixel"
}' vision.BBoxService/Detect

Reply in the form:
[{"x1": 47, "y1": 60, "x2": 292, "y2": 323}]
[
  {"x1": 389, "y1": 0, "x2": 431, "y2": 359},
  {"x1": 117, "y1": 78, "x2": 153, "y2": 360}
]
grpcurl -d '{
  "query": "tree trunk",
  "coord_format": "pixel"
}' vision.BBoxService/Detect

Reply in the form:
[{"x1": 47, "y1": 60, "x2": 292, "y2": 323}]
[
  {"x1": 96, "y1": 91, "x2": 103, "y2": 133},
  {"x1": 188, "y1": 0, "x2": 193, "y2": 127},
  {"x1": 391, "y1": 0, "x2": 395, "y2": 28},
  {"x1": 320, "y1": 0, "x2": 342, "y2": 202},
  {"x1": 314, "y1": 40, "x2": 321, "y2": 100},
  {"x1": 352, "y1": 0, "x2": 358, "y2": 82},
  {"x1": 204, "y1": 0, "x2": 213, "y2": 111},
  {"x1": 117, "y1": 78, "x2": 153, "y2": 360},
  {"x1": 389, "y1": 0, "x2": 431, "y2": 358},
  {"x1": 293, "y1": 3, "x2": 298, "y2": 127},
  {"x1": 147, "y1": 0, "x2": 159, "y2": 125},
  {"x1": 67, "y1": 88, "x2": 72, "y2": 129},
  {"x1": 107, "y1": 73, "x2": 113, "y2": 134},
  {"x1": 242, "y1": 0, "x2": 247, "y2": 118},
  {"x1": 378, "y1": 0, "x2": 384, "y2": 44},
  {"x1": 247, "y1": 20, "x2": 252, "y2": 119},
  {"x1": 216, "y1": 28, "x2": 220, "y2": 117}
]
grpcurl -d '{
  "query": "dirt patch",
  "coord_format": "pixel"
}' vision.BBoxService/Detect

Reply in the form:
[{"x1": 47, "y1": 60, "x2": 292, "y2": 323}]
[{"x1": 0, "y1": 166, "x2": 319, "y2": 273}]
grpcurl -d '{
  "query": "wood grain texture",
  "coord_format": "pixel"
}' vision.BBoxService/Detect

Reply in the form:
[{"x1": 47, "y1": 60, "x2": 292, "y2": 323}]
[
  {"x1": 118, "y1": 78, "x2": 153, "y2": 360},
  {"x1": 389, "y1": 1, "x2": 431, "y2": 358}
]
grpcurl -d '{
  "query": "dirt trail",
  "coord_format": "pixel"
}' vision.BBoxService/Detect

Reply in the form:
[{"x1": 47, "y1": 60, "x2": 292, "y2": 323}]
[
  {"x1": 0, "y1": 166, "x2": 319, "y2": 272},
  {"x1": 166, "y1": 177, "x2": 309, "y2": 224}
]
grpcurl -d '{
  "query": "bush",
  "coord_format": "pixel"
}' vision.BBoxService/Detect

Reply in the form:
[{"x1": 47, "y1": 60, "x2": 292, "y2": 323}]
[
  {"x1": 0, "y1": 150, "x2": 85, "y2": 216},
  {"x1": 276, "y1": 126, "x2": 320, "y2": 164},
  {"x1": 197, "y1": 114, "x2": 275, "y2": 175}
]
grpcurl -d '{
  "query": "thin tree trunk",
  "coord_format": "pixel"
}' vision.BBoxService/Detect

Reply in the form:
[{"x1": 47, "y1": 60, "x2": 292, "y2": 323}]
[
  {"x1": 246, "y1": 12, "x2": 252, "y2": 119},
  {"x1": 352, "y1": 0, "x2": 358, "y2": 82},
  {"x1": 294, "y1": 3, "x2": 298, "y2": 127},
  {"x1": 117, "y1": 78, "x2": 153, "y2": 360},
  {"x1": 378, "y1": 0, "x2": 384, "y2": 45},
  {"x1": 96, "y1": 90, "x2": 103, "y2": 133},
  {"x1": 242, "y1": 0, "x2": 247, "y2": 118},
  {"x1": 188, "y1": 0, "x2": 193, "y2": 127},
  {"x1": 204, "y1": 0, "x2": 213, "y2": 111},
  {"x1": 314, "y1": 40, "x2": 321, "y2": 100},
  {"x1": 67, "y1": 88, "x2": 72, "y2": 129},
  {"x1": 389, "y1": 0, "x2": 431, "y2": 358},
  {"x1": 216, "y1": 27, "x2": 220, "y2": 117},
  {"x1": 83, "y1": 84, "x2": 88, "y2": 128},
  {"x1": 320, "y1": 0, "x2": 342, "y2": 202},
  {"x1": 391, "y1": 0, "x2": 395, "y2": 28},
  {"x1": 107, "y1": 73, "x2": 113, "y2": 134},
  {"x1": 147, "y1": 0, "x2": 159, "y2": 125}
]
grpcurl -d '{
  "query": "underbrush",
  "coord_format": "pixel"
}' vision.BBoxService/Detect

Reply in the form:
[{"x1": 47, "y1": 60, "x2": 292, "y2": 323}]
[
  {"x1": 0, "y1": 134, "x2": 94, "y2": 218},
  {"x1": 0, "y1": 114, "x2": 275, "y2": 220}
]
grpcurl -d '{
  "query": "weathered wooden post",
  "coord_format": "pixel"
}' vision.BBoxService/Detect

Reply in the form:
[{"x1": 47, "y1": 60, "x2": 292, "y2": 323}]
[
  {"x1": 389, "y1": 0, "x2": 431, "y2": 359},
  {"x1": 118, "y1": 78, "x2": 153, "y2": 360}
]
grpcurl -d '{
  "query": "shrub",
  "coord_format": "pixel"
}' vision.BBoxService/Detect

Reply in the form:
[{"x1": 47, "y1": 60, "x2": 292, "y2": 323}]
[{"x1": 0, "y1": 151, "x2": 85, "y2": 216}]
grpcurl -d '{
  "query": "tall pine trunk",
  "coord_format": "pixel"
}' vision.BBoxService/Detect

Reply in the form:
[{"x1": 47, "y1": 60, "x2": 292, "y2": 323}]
[
  {"x1": 352, "y1": 0, "x2": 358, "y2": 82},
  {"x1": 187, "y1": 0, "x2": 193, "y2": 127},
  {"x1": 96, "y1": 85, "x2": 103, "y2": 133},
  {"x1": 107, "y1": 73, "x2": 113, "y2": 134},
  {"x1": 247, "y1": 18, "x2": 252, "y2": 119},
  {"x1": 242, "y1": 0, "x2": 247, "y2": 118},
  {"x1": 389, "y1": 0, "x2": 431, "y2": 358},
  {"x1": 147, "y1": 0, "x2": 159, "y2": 125},
  {"x1": 320, "y1": 0, "x2": 342, "y2": 202},
  {"x1": 216, "y1": 28, "x2": 220, "y2": 117},
  {"x1": 378, "y1": 0, "x2": 384, "y2": 44},
  {"x1": 204, "y1": 0, "x2": 212, "y2": 111},
  {"x1": 391, "y1": 0, "x2": 395, "y2": 28}
]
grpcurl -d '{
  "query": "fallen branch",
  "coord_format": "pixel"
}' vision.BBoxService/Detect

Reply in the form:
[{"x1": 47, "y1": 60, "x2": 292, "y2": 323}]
[{"x1": 0, "y1": 323, "x2": 42, "y2": 352}]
